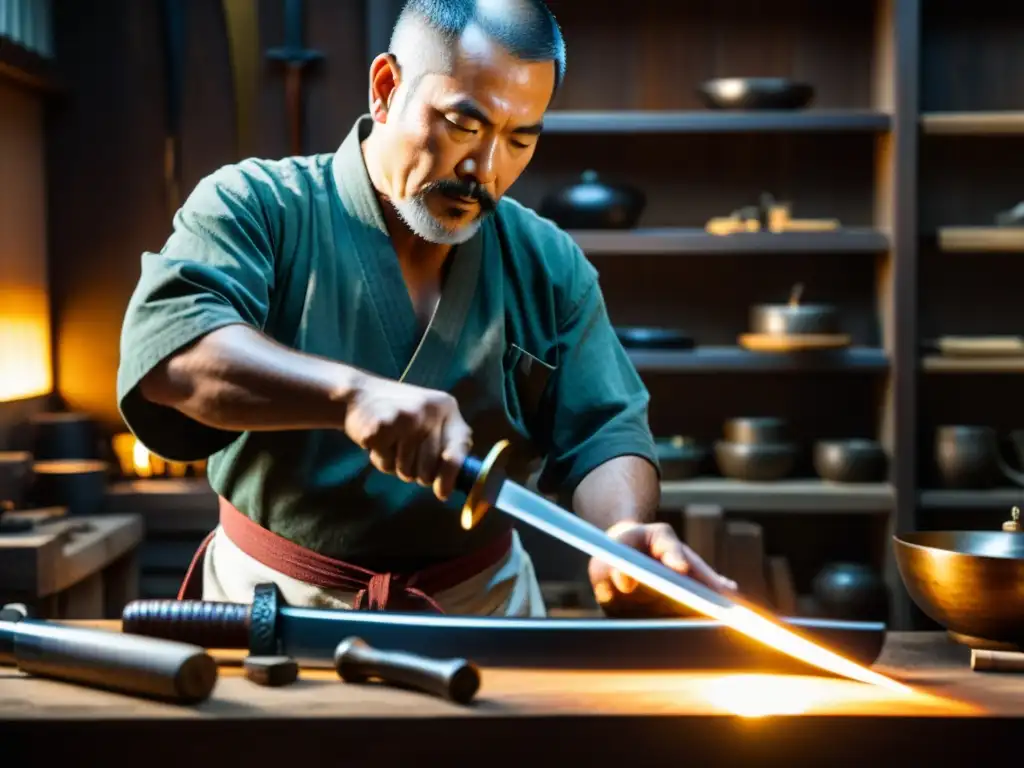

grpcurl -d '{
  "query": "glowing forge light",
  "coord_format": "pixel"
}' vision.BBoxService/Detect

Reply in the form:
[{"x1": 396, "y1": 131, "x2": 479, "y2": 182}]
[
  {"x1": 0, "y1": 287, "x2": 53, "y2": 402},
  {"x1": 111, "y1": 432, "x2": 206, "y2": 479}
]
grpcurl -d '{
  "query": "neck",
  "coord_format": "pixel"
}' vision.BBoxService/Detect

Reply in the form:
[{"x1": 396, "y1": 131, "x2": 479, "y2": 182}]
[{"x1": 361, "y1": 131, "x2": 452, "y2": 271}]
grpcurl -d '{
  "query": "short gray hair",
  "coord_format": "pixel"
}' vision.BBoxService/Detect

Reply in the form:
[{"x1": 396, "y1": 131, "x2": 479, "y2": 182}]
[{"x1": 388, "y1": 0, "x2": 565, "y2": 98}]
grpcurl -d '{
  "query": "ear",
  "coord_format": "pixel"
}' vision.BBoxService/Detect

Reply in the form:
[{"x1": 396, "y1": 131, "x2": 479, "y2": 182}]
[{"x1": 368, "y1": 53, "x2": 401, "y2": 123}]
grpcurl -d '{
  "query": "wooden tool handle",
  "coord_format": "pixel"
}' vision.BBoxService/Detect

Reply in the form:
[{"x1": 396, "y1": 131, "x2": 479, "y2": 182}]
[
  {"x1": 1, "y1": 619, "x2": 218, "y2": 704},
  {"x1": 333, "y1": 636, "x2": 481, "y2": 705},
  {"x1": 971, "y1": 649, "x2": 1024, "y2": 673}
]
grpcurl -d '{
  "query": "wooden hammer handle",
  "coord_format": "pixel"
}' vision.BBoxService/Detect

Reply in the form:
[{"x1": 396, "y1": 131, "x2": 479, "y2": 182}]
[{"x1": 333, "y1": 636, "x2": 481, "y2": 705}]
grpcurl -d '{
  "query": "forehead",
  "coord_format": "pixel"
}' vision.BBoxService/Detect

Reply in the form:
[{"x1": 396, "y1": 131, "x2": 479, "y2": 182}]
[{"x1": 426, "y1": 24, "x2": 555, "y2": 120}]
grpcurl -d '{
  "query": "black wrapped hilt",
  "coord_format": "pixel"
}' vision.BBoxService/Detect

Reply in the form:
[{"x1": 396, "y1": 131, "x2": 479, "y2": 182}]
[{"x1": 122, "y1": 583, "x2": 282, "y2": 656}]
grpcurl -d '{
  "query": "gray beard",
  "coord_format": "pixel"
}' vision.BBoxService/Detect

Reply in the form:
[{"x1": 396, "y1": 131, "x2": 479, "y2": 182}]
[{"x1": 391, "y1": 194, "x2": 485, "y2": 246}]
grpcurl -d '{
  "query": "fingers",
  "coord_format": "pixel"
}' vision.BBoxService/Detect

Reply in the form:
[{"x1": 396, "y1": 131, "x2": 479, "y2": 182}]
[
  {"x1": 433, "y1": 416, "x2": 473, "y2": 502},
  {"x1": 646, "y1": 523, "x2": 737, "y2": 592},
  {"x1": 413, "y1": 428, "x2": 442, "y2": 488},
  {"x1": 593, "y1": 523, "x2": 739, "y2": 609},
  {"x1": 367, "y1": 441, "x2": 398, "y2": 476}
]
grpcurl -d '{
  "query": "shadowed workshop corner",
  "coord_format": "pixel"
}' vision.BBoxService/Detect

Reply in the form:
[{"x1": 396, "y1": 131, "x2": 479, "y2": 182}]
[{"x1": 2, "y1": 0, "x2": 1024, "y2": 763}]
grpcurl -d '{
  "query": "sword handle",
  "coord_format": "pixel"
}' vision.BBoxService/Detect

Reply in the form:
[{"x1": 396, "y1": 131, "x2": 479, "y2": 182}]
[
  {"x1": 123, "y1": 599, "x2": 251, "y2": 649},
  {"x1": 455, "y1": 454, "x2": 484, "y2": 495},
  {"x1": 457, "y1": 440, "x2": 512, "y2": 531},
  {"x1": 334, "y1": 636, "x2": 481, "y2": 705}
]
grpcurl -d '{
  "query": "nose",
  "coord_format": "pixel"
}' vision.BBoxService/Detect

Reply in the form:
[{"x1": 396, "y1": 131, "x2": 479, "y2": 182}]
[{"x1": 458, "y1": 138, "x2": 498, "y2": 191}]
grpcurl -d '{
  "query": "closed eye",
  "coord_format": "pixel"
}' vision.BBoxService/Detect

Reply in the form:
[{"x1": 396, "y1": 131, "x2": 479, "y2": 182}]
[{"x1": 445, "y1": 116, "x2": 477, "y2": 134}]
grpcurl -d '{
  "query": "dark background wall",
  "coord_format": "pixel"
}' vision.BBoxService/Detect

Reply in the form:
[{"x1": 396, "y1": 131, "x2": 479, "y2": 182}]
[{"x1": 46, "y1": 0, "x2": 369, "y2": 429}]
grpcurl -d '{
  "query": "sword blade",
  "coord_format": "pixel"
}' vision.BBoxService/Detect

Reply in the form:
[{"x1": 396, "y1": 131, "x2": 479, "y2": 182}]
[{"x1": 491, "y1": 480, "x2": 909, "y2": 692}]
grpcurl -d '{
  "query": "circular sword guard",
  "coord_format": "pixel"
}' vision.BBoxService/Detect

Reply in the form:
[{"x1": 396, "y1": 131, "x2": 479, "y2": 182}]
[
  {"x1": 460, "y1": 440, "x2": 511, "y2": 531},
  {"x1": 249, "y1": 583, "x2": 282, "y2": 656}
]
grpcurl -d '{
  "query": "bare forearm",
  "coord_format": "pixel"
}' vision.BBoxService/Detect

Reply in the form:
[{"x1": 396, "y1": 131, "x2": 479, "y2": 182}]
[
  {"x1": 572, "y1": 455, "x2": 660, "y2": 531},
  {"x1": 138, "y1": 324, "x2": 367, "y2": 431}
]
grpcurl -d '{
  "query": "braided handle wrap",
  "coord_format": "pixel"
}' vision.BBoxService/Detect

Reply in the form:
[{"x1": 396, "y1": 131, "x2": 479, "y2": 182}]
[{"x1": 122, "y1": 600, "x2": 251, "y2": 649}]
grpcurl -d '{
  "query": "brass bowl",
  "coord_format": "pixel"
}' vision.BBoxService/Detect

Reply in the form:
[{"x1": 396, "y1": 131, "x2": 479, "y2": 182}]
[{"x1": 893, "y1": 530, "x2": 1024, "y2": 646}]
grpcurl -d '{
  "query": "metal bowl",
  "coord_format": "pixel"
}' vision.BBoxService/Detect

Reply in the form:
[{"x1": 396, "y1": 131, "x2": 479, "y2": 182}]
[
  {"x1": 714, "y1": 440, "x2": 797, "y2": 482},
  {"x1": 893, "y1": 530, "x2": 1024, "y2": 646},
  {"x1": 697, "y1": 78, "x2": 815, "y2": 111},
  {"x1": 813, "y1": 439, "x2": 888, "y2": 483},
  {"x1": 722, "y1": 417, "x2": 788, "y2": 445},
  {"x1": 655, "y1": 436, "x2": 708, "y2": 481},
  {"x1": 750, "y1": 303, "x2": 840, "y2": 336}
]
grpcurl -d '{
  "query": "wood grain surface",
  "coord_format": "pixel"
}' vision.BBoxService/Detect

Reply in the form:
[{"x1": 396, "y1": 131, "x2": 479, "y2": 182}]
[
  {"x1": 1, "y1": 625, "x2": 1021, "y2": 719},
  {"x1": 3, "y1": 626, "x2": 1023, "y2": 765}
]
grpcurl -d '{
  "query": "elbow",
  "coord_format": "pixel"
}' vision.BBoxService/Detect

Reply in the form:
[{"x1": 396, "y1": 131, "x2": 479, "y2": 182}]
[{"x1": 139, "y1": 361, "x2": 178, "y2": 406}]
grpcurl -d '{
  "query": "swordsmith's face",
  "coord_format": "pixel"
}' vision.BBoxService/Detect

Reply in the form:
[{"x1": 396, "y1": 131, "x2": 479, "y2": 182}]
[{"x1": 366, "y1": 25, "x2": 555, "y2": 245}]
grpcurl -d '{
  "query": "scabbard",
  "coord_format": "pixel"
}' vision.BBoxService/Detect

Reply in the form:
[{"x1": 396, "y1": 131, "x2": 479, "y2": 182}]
[{"x1": 123, "y1": 594, "x2": 886, "y2": 674}]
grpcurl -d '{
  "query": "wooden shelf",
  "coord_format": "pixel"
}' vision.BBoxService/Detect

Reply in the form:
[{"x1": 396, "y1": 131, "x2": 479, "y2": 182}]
[
  {"x1": 921, "y1": 112, "x2": 1024, "y2": 136},
  {"x1": 936, "y1": 227, "x2": 1024, "y2": 253},
  {"x1": 919, "y1": 489, "x2": 1024, "y2": 510},
  {"x1": 627, "y1": 347, "x2": 888, "y2": 373},
  {"x1": 660, "y1": 479, "x2": 893, "y2": 512},
  {"x1": 922, "y1": 356, "x2": 1024, "y2": 373},
  {"x1": 569, "y1": 228, "x2": 889, "y2": 255},
  {"x1": 541, "y1": 110, "x2": 891, "y2": 134}
]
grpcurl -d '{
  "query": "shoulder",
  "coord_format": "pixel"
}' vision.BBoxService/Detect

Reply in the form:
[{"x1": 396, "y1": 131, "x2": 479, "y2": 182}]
[
  {"x1": 494, "y1": 197, "x2": 599, "y2": 310},
  {"x1": 187, "y1": 155, "x2": 333, "y2": 217},
  {"x1": 182, "y1": 155, "x2": 334, "y2": 240}
]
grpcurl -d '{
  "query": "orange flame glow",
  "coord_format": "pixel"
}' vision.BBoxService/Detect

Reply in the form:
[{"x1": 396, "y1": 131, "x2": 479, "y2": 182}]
[{"x1": 0, "y1": 288, "x2": 53, "y2": 402}]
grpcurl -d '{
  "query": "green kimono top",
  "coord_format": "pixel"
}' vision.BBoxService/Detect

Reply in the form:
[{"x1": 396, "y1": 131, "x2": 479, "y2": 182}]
[{"x1": 117, "y1": 116, "x2": 659, "y2": 571}]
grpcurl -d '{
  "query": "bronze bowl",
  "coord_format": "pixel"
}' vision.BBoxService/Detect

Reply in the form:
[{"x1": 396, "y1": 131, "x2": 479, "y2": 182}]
[{"x1": 893, "y1": 529, "x2": 1024, "y2": 648}]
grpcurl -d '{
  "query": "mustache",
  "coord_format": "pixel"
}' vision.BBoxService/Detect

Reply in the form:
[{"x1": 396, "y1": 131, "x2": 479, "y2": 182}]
[{"x1": 424, "y1": 179, "x2": 496, "y2": 212}]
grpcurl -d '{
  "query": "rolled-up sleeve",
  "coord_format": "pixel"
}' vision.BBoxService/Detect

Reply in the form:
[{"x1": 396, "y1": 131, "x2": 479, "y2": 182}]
[
  {"x1": 535, "y1": 247, "x2": 660, "y2": 496},
  {"x1": 116, "y1": 164, "x2": 276, "y2": 462}
]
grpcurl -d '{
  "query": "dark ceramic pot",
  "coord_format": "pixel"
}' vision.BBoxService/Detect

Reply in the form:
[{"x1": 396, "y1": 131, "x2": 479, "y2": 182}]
[
  {"x1": 714, "y1": 440, "x2": 797, "y2": 482},
  {"x1": 935, "y1": 425, "x2": 1024, "y2": 489},
  {"x1": 722, "y1": 417, "x2": 788, "y2": 445},
  {"x1": 813, "y1": 439, "x2": 888, "y2": 484},
  {"x1": 697, "y1": 78, "x2": 815, "y2": 111},
  {"x1": 615, "y1": 327, "x2": 695, "y2": 350},
  {"x1": 30, "y1": 411, "x2": 103, "y2": 461},
  {"x1": 0, "y1": 451, "x2": 34, "y2": 510},
  {"x1": 538, "y1": 170, "x2": 646, "y2": 229},
  {"x1": 812, "y1": 562, "x2": 890, "y2": 623},
  {"x1": 30, "y1": 459, "x2": 110, "y2": 517},
  {"x1": 655, "y1": 436, "x2": 708, "y2": 481}
]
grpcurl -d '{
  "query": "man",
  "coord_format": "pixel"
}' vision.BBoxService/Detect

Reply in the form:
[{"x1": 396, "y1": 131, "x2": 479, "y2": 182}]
[{"x1": 117, "y1": 0, "x2": 737, "y2": 617}]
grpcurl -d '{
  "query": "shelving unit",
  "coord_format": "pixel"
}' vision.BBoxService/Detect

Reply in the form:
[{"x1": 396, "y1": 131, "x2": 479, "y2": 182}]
[
  {"x1": 627, "y1": 347, "x2": 888, "y2": 373},
  {"x1": 496, "y1": 0, "x2": 919, "y2": 624},
  {"x1": 540, "y1": 110, "x2": 891, "y2": 134},
  {"x1": 921, "y1": 112, "x2": 1024, "y2": 135},
  {"x1": 568, "y1": 229, "x2": 890, "y2": 255},
  {"x1": 935, "y1": 227, "x2": 1024, "y2": 252},
  {"x1": 915, "y1": 1, "x2": 1024, "y2": 626},
  {"x1": 922, "y1": 357, "x2": 1024, "y2": 373},
  {"x1": 661, "y1": 479, "x2": 893, "y2": 513},
  {"x1": 919, "y1": 489, "x2": 1024, "y2": 510}
]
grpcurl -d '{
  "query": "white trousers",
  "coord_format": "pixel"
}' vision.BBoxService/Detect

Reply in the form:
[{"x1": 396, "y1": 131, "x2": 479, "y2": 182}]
[{"x1": 201, "y1": 526, "x2": 547, "y2": 617}]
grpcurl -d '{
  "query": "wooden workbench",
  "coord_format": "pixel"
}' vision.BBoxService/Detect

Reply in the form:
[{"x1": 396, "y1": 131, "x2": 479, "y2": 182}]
[
  {"x1": 0, "y1": 513, "x2": 142, "y2": 618},
  {"x1": 0, "y1": 628, "x2": 1021, "y2": 765}
]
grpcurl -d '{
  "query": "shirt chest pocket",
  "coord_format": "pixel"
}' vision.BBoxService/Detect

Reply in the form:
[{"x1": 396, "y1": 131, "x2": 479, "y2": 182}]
[{"x1": 502, "y1": 343, "x2": 557, "y2": 443}]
